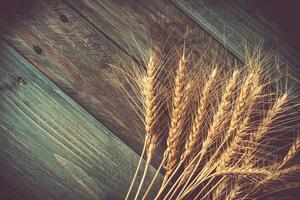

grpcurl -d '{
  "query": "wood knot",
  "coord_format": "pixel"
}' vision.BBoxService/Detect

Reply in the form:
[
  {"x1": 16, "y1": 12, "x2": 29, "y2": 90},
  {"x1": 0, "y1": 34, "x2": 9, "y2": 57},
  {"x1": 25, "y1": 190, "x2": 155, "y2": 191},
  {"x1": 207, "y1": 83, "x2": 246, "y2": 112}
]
[
  {"x1": 33, "y1": 45, "x2": 43, "y2": 55},
  {"x1": 16, "y1": 76, "x2": 26, "y2": 86},
  {"x1": 60, "y1": 14, "x2": 68, "y2": 23}
]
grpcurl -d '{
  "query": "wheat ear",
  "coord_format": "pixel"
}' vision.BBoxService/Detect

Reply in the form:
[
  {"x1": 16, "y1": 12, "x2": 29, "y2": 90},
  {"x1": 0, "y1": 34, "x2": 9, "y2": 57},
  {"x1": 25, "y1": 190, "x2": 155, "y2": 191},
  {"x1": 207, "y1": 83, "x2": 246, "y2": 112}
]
[
  {"x1": 276, "y1": 134, "x2": 300, "y2": 169},
  {"x1": 212, "y1": 71, "x2": 259, "y2": 200},
  {"x1": 254, "y1": 93, "x2": 287, "y2": 142},
  {"x1": 198, "y1": 69, "x2": 239, "y2": 162},
  {"x1": 237, "y1": 94, "x2": 290, "y2": 200},
  {"x1": 217, "y1": 71, "x2": 261, "y2": 171},
  {"x1": 175, "y1": 68, "x2": 217, "y2": 188},
  {"x1": 213, "y1": 116, "x2": 252, "y2": 200},
  {"x1": 163, "y1": 54, "x2": 188, "y2": 181},
  {"x1": 175, "y1": 70, "x2": 239, "y2": 198},
  {"x1": 132, "y1": 56, "x2": 159, "y2": 200},
  {"x1": 223, "y1": 70, "x2": 261, "y2": 200},
  {"x1": 154, "y1": 83, "x2": 193, "y2": 199},
  {"x1": 181, "y1": 67, "x2": 218, "y2": 161},
  {"x1": 244, "y1": 93, "x2": 288, "y2": 167},
  {"x1": 257, "y1": 182, "x2": 300, "y2": 199}
]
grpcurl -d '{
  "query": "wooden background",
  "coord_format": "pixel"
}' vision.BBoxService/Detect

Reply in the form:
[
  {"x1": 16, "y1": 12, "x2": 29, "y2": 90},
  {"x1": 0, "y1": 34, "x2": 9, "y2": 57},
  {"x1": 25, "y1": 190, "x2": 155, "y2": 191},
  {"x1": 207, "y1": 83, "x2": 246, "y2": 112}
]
[{"x1": 0, "y1": 0, "x2": 299, "y2": 199}]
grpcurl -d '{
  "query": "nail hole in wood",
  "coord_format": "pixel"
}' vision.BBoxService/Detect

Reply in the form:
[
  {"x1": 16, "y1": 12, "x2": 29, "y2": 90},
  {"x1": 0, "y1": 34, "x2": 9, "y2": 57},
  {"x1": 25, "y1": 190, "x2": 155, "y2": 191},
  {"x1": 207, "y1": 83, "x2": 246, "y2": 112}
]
[
  {"x1": 60, "y1": 14, "x2": 68, "y2": 23},
  {"x1": 33, "y1": 45, "x2": 42, "y2": 55},
  {"x1": 17, "y1": 76, "x2": 26, "y2": 86}
]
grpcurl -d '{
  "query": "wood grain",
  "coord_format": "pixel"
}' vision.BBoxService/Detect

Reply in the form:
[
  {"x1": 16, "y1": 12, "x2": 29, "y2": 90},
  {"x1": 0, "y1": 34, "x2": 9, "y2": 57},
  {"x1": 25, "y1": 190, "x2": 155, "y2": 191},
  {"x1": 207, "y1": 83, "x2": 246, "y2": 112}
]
[
  {"x1": 64, "y1": 0, "x2": 228, "y2": 58},
  {"x1": 0, "y1": 0, "x2": 146, "y2": 160},
  {"x1": 0, "y1": 41, "x2": 160, "y2": 200},
  {"x1": 0, "y1": 0, "x2": 236, "y2": 164},
  {"x1": 171, "y1": 0, "x2": 300, "y2": 83}
]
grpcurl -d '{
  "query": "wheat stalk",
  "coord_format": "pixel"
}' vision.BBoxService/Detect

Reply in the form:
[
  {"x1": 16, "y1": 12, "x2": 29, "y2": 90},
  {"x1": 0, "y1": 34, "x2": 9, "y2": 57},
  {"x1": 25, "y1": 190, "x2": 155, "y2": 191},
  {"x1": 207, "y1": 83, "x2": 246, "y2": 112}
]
[
  {"x1": 170, "y1": 69, "x2": 240, "y2": 199},
  {"x1": 244, "y1": 93, "x2": 288, "y2": 168},
  {"x1": 217, "y1": 71, "x2": 261, "y2": 171},
  {"x1": 121, "y1": 44, "x2": 300, "y2": 200},
  {"x1": 163, "y1": 54, "x2": 188, "y2": 181},
  {"x1": 181, "y1": 67, "x2": 218, "y2": 161},
  {"x1": 126, "y1": 55, "x2": 161, "y2": 200},
  {"x1": 199, "y1": 69, "x2": 239, "y2": 161}
]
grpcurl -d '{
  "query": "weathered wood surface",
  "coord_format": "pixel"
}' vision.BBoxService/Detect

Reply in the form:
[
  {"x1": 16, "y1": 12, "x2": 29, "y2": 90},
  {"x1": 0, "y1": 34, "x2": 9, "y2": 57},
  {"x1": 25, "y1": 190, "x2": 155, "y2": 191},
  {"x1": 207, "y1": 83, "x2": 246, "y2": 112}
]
[
  {"x1": 0, "y1": 41, "x2": 160, "y2": 200},
  {"x1": 171, "y1": 0, "x2": 300, "y2": 82},
  {"x1": 0, "y1": 0, "x2": 237, "y2": 164},
  {"x1": 64, "y1": 0, "x2": 229, "y2": 59},
  {"x1": 0, "y1": 0, "x2": 147, "y2": 160}
]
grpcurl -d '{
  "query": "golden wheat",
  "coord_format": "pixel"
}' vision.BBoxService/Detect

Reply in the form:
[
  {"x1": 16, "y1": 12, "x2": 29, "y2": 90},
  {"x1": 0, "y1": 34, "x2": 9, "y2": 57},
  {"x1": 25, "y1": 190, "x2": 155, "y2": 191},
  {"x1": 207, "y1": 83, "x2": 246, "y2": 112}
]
[
  {"x1": 277, "y1": 134, "x2": 300, "y2": 169},
  {"x1": 182, "y1": 67, "x2": 218, "y2": 161},
  {"x1": 174, "y1": 69, "x2": 239, "y2": 198},
  {"x1": 212, "y1": 71, "x2": 259, "y2": 199},
  {"x1": 126, "y1": 55, "x2": 161, "y2": 200},
  {"x1": 164, "y1": 54, "x2": 188, "y2": 180},
  {"x1": 119, "y1": 44, "x2": 300, "y2": 200},
  {"x1": 217, "y1": 69, "x2": 262, "y2": 171},
  {"x1": 244, "y1": 93, "x2": 288, "y2": 168}
]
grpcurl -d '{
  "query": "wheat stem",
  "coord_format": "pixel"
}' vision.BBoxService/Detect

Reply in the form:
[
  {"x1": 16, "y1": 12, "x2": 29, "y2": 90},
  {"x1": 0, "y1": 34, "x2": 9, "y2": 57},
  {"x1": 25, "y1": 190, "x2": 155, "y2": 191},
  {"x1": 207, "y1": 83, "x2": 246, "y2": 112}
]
[
  {"x1": 134, "y1": 149, "x2": 153, "y2": 200},
  {"x1": 181, "y1": 68, "x2": 218, "y2": 161},
  {"x1": 177, "y1": 70, "x2": 239, "y2": 198},
  {"x1": 125, "y1": 137, "x2": 147, "y2": 200},
  {"x1": 130, "y1": 55, "x2": 160, "y2": 199},
  {"x1": 141, "y1": 156, "x2": 165, "y2": 200}
]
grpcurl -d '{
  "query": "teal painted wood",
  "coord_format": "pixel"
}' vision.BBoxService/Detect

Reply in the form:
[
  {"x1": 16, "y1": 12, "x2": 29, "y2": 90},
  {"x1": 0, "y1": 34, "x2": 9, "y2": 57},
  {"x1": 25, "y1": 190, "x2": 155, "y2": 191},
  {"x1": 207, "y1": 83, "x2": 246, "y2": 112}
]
[
  {"x1": 0, "y1": 41, "x2": 160, "y2": 200},
  {"x1": 0, "y1": 0, "x2": 239, "y2": 166},
  {"x1": 0, "y1": 0, "x2": 146, "y2": 159},
  {"x1": 171, "y1": 0, "x2": 300, "y2": 83}
]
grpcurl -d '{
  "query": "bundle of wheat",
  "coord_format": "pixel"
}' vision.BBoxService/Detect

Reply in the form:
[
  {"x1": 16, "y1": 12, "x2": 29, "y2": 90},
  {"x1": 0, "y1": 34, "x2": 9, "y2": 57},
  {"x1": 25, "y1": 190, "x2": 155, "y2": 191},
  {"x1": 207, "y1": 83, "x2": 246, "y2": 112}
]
[{"x1": 115, "y1": 44, "x2": 300, "y2": 200}]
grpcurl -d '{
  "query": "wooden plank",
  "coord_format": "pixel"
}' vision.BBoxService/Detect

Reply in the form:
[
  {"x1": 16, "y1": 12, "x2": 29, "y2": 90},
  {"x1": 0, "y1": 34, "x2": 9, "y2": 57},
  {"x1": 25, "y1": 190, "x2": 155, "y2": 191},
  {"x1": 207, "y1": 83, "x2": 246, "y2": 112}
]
[
  {"x1": 0, "y1": 0, "x2": 236, "y2": 164},
  {"x1": 171, "y1": 0, "x2": 300, "y2": 83},
  {"x1": 0, "y1": 0, "x2": 148, "y2": 160},
  {"x1": 0, "y1": 41, "x2": 160, "y2": 200},
  {"x1": 61, "y1": 0, "x2": 239, "y2": 160},
  {"x1": 63, "y1": 0, "x2": 228, "y2": 58}
]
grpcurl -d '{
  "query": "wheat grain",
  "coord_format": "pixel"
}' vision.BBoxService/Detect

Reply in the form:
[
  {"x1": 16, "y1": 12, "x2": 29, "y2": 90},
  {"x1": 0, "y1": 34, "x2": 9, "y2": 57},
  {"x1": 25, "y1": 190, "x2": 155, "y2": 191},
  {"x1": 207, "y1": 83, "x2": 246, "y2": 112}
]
[
  {"x1": 128, "y1": 55, "x2": 160, "y2": 200},
  {"x1": 199, "y1": 70, "x2": 239, "y2": 161},
  {"x1": 164, "y1": 54, "x2": 188, "y2": 180},
  {"x1": 123, "y1": 44, "x2": 300, "y2": 200},
  {"x1": 244, "y1": 93, "x2": 288, "y2": 167},
  {"x1": 217, "y1": 71, "x2": 261, "y2": 171},
  {"x1": 182, "y1": 67, "x2": 218, "y2": 161},
  {"x1": 177, "y1": 70, "x2": 239, "y2": 196},
  {"x1": 277, "y1": 134, "x2": 300, "y2": 169}
]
